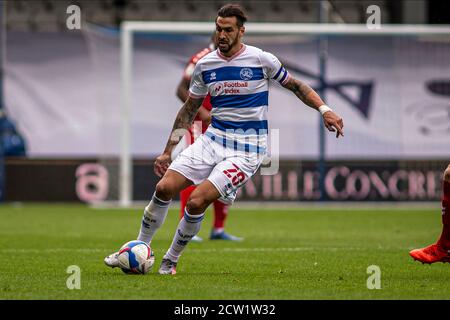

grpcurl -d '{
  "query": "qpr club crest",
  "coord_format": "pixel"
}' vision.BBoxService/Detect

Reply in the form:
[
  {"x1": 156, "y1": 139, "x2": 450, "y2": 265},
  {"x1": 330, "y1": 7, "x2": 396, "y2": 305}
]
[{"x1": 239, "y1": 68, "x2": 253, "y2": 80}]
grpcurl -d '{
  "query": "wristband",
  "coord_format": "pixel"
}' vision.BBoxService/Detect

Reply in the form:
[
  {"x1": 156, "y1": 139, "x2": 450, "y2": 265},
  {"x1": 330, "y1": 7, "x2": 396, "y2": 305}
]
[{"x1": 318, "y1": 105, "x2": 332, "y2": 115}]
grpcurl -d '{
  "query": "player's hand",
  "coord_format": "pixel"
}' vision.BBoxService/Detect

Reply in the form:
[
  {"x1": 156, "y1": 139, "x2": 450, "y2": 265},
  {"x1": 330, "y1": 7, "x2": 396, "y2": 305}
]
[
  {"x1": 322, "y1": 111, "x2": 344, "y2": 138},
  {"x1": 154, "y1": 153, "x2": 171, "y2": 177}
]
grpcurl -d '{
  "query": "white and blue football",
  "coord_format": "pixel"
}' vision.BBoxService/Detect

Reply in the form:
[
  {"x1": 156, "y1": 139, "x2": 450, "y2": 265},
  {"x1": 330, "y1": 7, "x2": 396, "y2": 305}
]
[{"x1": 117, "y1": 240, "x2": 155, "y2": 274}]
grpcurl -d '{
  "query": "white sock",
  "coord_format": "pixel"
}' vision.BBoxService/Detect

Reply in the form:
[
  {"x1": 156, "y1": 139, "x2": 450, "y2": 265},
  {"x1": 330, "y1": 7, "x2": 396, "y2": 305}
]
[
  {"x1": 137, "y1": 192, "x2": 171, "y2": 244},
  {"x1": 165, "y1": 208, "x2": 204, "y2": 262}
]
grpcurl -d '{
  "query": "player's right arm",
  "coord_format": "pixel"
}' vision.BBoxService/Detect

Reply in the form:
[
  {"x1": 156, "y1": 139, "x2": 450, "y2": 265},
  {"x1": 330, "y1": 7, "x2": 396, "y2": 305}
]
[
  {"x1": 154, "y1": 61, "x2": 208, "y2": 177},
  {"x1": 154, "y1": 96, "x2": 203, "y2": 177},
  {"x1": 176, "y1": 65, "x2": 211, "y2": 124}
]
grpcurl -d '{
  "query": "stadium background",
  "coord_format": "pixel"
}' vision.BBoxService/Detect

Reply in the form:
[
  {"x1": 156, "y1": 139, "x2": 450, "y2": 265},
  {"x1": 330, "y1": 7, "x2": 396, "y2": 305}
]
[
  {"x1": 3, "y1": 0, "x2": 450, "y2": 303},
  {"x1": 2, "y1": 0, "x2": 450, "y2": 204}
]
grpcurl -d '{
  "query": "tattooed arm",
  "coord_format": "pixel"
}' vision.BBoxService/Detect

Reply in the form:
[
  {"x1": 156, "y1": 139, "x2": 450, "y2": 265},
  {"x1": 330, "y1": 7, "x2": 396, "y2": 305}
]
[
  {"x1": 282, "y1": 76, "x2": 344, "y2": 138},
  {"x1": 283, "y1": 77, "x2": 324, "y2": 110},
  {"x1": 176, "y1": 77, "x2": 211, "y2": 124},
  {"x1": 154, "y1": 96, "x2": 203, "y2": 177}
]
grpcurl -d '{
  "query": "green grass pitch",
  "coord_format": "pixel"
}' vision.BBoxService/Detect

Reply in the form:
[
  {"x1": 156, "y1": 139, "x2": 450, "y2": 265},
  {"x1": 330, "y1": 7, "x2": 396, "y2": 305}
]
[{"x1": 0, "y1": 203, "x2": 449, "y2": 300}]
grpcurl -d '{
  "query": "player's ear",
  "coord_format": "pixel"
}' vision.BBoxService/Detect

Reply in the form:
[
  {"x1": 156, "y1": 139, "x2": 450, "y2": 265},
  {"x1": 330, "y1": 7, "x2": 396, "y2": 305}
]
[{"x1": 239, "y1": 26, "x2": 245, "y2": 37}]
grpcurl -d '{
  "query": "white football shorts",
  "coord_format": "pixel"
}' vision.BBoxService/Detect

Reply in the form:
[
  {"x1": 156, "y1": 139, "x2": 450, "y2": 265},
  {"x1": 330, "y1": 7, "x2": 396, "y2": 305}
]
[{"x1": 168, "y1": 133, "x2": 264, "y2": 205}]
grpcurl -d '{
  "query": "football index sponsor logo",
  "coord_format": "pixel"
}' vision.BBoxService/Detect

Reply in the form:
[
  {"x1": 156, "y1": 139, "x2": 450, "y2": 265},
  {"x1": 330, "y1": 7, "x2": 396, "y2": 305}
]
[
  {"x1": 224, "y1": 81, "x2": 248, "y2": 94},
  {"x1": 240, "y1": 68, "x2": 253, "y2": 80},
  {"x1": 214, "y1": 81, "x2": 248, "y2": 94},
  {"x1": 213, "y1": 82, "x2": 223, "y2": 95}
]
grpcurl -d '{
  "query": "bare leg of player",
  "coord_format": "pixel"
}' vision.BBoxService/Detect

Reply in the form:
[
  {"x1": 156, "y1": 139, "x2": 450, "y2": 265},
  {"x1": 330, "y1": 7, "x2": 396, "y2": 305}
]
[
  {"x1": 104, "y1": 170, "x2": 192, "y2": 268},
  {"x1": 159, "y1": 180, "x2": 221, "y2": 274}
]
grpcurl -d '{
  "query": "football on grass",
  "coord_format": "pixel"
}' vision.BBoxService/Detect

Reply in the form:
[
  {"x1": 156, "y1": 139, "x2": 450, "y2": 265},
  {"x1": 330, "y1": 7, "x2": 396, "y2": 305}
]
[{"x1": 117, "y1": 240, "x2": 155, "y2": 274}]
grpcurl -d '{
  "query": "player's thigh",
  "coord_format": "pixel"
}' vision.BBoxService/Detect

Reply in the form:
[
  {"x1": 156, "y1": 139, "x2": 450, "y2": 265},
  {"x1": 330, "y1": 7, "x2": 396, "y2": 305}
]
[
  {"x1": 186, "y1": 180, "x2": 221, "y2": 214},
  {"x1": 155, "y1": 169, "x2": 193, "y2": 200},
  {"x1": 191, "y1": 180, "x2": 221, "y2": 203},
  {"x1": 168, "y1": 134, "x2": 216, "y2": 184}
]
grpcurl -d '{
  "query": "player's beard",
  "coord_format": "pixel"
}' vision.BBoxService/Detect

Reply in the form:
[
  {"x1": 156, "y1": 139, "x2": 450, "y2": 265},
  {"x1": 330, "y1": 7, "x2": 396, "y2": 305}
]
[{"x1": 218, "y1": 34, "x2": 239, "y2": 54}]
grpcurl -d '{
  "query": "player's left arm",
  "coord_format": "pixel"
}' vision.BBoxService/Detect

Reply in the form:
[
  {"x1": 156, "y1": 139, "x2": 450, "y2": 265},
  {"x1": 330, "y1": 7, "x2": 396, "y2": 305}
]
[{"x1": 282, "y1": 77, "x2": 344, "y2": 138}]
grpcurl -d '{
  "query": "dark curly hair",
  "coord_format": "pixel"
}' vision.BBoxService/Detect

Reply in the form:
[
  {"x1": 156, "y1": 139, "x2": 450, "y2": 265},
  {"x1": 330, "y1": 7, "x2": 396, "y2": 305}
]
[{"x1": 216, "y1": 4, "x2": 248, "y2": 28}]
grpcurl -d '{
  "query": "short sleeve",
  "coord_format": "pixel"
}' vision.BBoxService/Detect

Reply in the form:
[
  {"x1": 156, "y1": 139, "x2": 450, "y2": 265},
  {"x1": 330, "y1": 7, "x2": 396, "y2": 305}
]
[
  {"x1": 188, "y1": 62, "x2": 208, "y2": 98},
  {"x1": 260, "y1": 51, "x2": 290, "y2": 85}
]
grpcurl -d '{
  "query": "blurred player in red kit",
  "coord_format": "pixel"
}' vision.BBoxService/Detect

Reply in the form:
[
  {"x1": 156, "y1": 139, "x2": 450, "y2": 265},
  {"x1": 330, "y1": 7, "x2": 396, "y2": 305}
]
[
  {"x1": 174, "y1": 36, "x2": 243, "y2": 242},
  {"x1": 410, "y1": 164, "x2": 450, "y2": 263}
]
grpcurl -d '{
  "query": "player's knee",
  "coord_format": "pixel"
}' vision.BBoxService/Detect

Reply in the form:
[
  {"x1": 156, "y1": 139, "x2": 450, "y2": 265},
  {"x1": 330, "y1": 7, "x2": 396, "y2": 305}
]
[
  {"x1": 155, "y1": 180, "x2": 175, "y2": 201},
  {"x1": 186, "y1": 195, "x2": 209, "y2": 214},
  {"x1": 444, "y1": 165, "x2": 450, "y2": 182}
]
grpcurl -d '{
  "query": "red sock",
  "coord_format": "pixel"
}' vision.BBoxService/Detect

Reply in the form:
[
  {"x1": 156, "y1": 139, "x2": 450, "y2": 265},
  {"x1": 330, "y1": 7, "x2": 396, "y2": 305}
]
[
  {"x1": 437, "y1": 181, "x2": 450, "y2": 249},
  {"x1": 213, "y1": 200, "x2": 229, "y2": 230},
  {"x1": 180, "y1": 186, "x2": 196, "y2": 220}
]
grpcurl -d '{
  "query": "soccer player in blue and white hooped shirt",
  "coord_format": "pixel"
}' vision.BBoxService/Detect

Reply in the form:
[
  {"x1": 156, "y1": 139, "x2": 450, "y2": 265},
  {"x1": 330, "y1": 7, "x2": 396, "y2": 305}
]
[{"x1": 105, "y1": 4, "x2": 344, "y2": 275}]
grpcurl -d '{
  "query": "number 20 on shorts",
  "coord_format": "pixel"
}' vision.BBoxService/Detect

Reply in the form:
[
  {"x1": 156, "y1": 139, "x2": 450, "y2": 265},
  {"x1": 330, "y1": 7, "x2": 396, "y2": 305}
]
[{"x1": 223, "y1": 164, "x2": 246, "y2": 187}]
